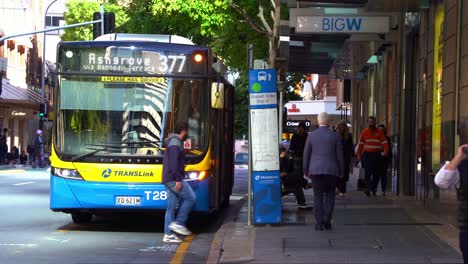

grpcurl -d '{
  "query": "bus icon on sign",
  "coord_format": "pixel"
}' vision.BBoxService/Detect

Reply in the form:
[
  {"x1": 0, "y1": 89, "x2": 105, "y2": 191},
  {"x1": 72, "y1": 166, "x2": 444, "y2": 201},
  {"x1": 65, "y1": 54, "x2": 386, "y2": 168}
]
[{"x1": 258, "y1": 71, "x2": 267, "y2": 81}]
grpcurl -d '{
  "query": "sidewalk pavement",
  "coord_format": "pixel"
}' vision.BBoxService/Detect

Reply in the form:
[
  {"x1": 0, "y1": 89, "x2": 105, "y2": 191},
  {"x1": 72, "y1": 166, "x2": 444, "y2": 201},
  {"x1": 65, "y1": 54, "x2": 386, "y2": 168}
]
[
  {"x1": 0, "y1": 164, "x2": 50, "y2": 171},
  {"x1": 207, "y1": 182, "x2": 463, "y2": 263}
]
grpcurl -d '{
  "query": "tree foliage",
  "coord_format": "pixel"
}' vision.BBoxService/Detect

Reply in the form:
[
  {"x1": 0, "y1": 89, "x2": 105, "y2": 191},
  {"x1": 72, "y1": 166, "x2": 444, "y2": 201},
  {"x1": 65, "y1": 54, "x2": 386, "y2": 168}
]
[
  {"x1": 121, "y1": 0, "x2": 214, "y2": 46},
  {"x1": 62, "y1": 0, "x2": 128, "y2": 41},
  {"x1": 233, "y1": 75, "x2": 249, "y2": 139}
]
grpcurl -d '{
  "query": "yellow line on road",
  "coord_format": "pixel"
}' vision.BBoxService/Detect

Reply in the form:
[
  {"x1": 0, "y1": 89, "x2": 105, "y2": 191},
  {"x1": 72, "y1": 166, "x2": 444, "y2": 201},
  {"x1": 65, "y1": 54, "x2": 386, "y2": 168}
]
[
  {"x1": 170, "y1": 234, "x2": 194, "y2": 264},
  {"x1": 0, "y1": 170, "x2": 25, "y2": 174}
]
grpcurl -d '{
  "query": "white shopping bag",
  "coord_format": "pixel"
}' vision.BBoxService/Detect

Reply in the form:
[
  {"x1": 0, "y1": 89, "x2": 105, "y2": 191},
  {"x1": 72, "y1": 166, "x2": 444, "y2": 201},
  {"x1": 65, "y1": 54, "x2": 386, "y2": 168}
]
[{"x1": 353, "y1": 161, "x2": 365, "y2": 179}]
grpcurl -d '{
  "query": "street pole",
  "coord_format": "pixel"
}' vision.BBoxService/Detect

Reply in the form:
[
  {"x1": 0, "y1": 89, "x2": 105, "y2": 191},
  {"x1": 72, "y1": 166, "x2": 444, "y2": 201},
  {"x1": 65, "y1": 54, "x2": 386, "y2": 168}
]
[
  {"x1": 247, "y1": 43, "x2": 253, "y2": 226},
  {"x1": 100, "y1": 5, "x2": 105, "y2": 38},
  {"x1": 40, "y1": 0, "x2": 59, "y2": 129},
  {"x1": 277, "y1": 81, "x2": 287, "y2": 145}
]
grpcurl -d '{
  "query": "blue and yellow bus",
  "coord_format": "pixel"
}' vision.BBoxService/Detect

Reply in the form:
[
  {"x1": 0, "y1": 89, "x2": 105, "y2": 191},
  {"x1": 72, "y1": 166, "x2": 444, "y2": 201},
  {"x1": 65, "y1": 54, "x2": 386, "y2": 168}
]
[{"x1": 50, "y1": 34, "x2": 234, "y2": 223}]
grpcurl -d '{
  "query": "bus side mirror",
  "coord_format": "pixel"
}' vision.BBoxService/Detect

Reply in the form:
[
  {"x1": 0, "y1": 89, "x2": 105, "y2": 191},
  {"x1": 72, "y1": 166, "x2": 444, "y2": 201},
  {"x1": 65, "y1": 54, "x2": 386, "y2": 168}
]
[{"x1": 211, "y1": 82, "x2": 224, "y2": 109}]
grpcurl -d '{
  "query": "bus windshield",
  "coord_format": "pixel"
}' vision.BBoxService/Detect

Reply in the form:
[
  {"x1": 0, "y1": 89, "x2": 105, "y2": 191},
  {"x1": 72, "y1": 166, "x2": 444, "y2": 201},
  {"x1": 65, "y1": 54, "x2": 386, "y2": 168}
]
[{"x1": 54, "y1": 75, "x2": 209, "y2": 161}]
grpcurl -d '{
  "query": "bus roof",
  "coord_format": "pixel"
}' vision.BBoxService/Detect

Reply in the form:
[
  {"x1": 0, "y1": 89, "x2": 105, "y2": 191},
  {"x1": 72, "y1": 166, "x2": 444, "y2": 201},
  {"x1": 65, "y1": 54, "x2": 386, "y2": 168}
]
[{"x1": 94, "y1": 34, "x2": 195, "y2": 45}]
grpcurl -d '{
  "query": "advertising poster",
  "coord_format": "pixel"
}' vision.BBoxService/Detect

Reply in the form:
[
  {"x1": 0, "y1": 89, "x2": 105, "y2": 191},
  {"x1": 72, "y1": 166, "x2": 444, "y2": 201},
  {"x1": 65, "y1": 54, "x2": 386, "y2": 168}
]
[
  {"x1": 252, "y1": 171, "x2": 282, "y2": 224},
  {"x1": 432, "y1": 2, "x2": 444, "y2": 171}
]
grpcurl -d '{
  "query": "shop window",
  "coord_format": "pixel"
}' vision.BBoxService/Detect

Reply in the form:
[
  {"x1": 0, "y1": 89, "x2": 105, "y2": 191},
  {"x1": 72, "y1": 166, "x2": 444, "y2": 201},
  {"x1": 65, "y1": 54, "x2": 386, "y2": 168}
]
[
  {"x1": 46, "y1": 16, "x2": 64, "y2": 27},
  {"x1": 7, "y1": 40, "x2": 14, "y2": 50}
]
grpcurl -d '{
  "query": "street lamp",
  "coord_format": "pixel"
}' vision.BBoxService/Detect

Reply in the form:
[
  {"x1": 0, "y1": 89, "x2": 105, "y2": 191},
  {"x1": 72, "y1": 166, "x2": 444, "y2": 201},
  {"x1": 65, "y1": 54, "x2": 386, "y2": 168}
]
[{"x1": 40, "y1": 0, "x2": 59, "y2": 128}]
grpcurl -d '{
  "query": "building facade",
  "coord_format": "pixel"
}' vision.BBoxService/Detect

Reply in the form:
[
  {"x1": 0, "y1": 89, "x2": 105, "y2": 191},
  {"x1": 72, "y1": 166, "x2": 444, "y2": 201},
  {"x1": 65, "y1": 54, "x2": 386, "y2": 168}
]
[
  {"x1": 346, "y1": 1, "x2": 466, "y2": 204},
  {"x1": 0, "y1": 0, "x2": 44, "y2": 158},
  {"x1": 283, "y1": 0, "x2": 466, "y2": 208}
]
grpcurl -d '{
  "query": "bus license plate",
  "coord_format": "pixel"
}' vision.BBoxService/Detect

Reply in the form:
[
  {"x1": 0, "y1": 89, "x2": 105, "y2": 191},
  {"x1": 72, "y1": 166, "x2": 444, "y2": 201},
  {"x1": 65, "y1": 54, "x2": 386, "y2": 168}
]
[{"x1": 115, "y1": 196, "x2": 141, "y2": 206}]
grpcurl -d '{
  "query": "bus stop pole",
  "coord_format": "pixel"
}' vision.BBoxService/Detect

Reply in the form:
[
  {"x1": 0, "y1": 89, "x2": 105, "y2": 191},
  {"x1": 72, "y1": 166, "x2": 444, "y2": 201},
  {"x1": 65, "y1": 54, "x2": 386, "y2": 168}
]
[
  {"x1": 40, "y1": 0, "x2": 59, "y2": 129},
  {"x1": 247, "y1": 43, "x2": 254, "y2": 226}
]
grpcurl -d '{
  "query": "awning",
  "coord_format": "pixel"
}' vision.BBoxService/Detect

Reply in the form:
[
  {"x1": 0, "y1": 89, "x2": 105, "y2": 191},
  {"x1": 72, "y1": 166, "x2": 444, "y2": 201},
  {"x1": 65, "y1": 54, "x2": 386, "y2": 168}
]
[
  {"x1": 0, "y1": 27, "x2": 33, "y2": 48},
  {"x1": 13, "y1": 36, "x2": 33, "y2": 49},
  {"x1": 0, "y1": 79, "x2": 43, "y2": 107}
]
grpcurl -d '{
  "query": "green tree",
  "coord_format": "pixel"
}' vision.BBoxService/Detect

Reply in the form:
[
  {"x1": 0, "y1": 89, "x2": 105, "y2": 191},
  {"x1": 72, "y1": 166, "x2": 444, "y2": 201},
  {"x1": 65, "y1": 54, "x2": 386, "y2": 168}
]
[
  {"x1": 62, "y1": 0, "x2": 128, "y2": 41},
  {"x1": 150, "y1": 0, "x2": 282, "y2": 69},
  {"x1": 233, "y1": 75, "x2": 249, "y2": 139},
  {"x1": 122, "y1": 0, "x2": 213, "y2": 46}
]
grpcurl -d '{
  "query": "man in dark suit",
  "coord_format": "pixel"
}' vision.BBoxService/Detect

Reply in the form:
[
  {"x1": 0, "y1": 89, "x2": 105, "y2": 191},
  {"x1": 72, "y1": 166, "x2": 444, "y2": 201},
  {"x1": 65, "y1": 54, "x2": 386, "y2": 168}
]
[{"x1": 303, "y1": 112, "x2": 344, "y2": 230}]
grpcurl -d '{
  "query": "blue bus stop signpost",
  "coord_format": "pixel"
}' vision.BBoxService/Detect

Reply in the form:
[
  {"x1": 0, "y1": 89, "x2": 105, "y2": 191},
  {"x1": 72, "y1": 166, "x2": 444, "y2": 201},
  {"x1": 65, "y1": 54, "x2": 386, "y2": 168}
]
[{"x1": 248, "y1": 69, "x2": 282, "y2": 224}]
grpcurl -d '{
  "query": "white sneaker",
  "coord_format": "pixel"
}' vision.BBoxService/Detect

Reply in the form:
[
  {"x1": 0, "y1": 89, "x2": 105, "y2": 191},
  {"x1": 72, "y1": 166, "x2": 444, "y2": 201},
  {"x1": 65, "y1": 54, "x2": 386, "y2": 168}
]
[
  {"x1": 162, "y1": 234, "x2": 182, "y2": 243},
  {"x1": 169, "y1": 222, "x2": 192, "y2": 236}
]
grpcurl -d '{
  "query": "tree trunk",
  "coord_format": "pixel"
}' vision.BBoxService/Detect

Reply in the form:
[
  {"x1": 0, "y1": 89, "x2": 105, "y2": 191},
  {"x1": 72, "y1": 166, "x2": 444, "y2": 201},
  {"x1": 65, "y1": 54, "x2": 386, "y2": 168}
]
[{"x1": 268, "y1": 0, "x2": 281, "y2": 69}]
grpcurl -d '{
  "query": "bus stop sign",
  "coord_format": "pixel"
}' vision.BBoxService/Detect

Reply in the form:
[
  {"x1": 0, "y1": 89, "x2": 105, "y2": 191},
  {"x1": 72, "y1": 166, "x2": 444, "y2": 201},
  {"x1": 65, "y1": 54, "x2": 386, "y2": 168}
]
[{"x1": 248, "y1": 69, "x2": 281, "y2": 224}]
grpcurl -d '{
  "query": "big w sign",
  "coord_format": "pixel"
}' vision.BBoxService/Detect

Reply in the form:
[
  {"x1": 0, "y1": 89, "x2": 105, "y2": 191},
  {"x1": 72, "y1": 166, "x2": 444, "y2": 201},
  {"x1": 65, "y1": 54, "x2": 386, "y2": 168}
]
[{"x1": 296, "y1": 16, "x2": 390, "y2": 33}]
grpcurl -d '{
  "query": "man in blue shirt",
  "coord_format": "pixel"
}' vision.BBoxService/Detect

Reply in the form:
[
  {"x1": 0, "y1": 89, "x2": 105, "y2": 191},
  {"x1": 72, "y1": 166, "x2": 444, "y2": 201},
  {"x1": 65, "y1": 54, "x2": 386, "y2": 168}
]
[{"x1": 162, "y1": 122, "x2": 196, "y2": 243}]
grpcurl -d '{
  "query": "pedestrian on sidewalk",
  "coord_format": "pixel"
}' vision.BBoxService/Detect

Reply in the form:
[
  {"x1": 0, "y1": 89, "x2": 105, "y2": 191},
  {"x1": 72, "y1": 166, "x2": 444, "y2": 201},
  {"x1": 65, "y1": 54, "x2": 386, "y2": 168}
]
[
  {"x1": 289, "y1": 122, "x2": 309, "y2": 189},
  {"x1": 356, "y1": 117, "x2": 389, "y2": 196},
  {"x1": 280, "y1": 146, "x2": 309, "y2": 209},
  {"x1": 377, "y1": 124, "x2": 391, "y2": 196},
  {"x1": 303, "y1": 112, "x2": 344, "y2": 230},
  {"x1": 19, "y1": 149, "x2": 27, "y2": 165},
  {"x1": 281, "y1": 133, "x2": 291, "y2": 150},
  {"x1": 162, "y1": 122, "x2": 196, "y2": 243},
  {"x1": 0, "y1": 128, "x2": 8, "y2": 164},
  {"x1": 335, "y1": 120, "x2": 354, "y2": 197},
  {"x1": 7, "y1": 146, "x2": 19, "y2": 164},
  {"x1": 32, "y1": 130, "x2": 44, "y2": 168},
  {"x1": 435, "y1": 143, "x2": 468, "y2": 263}
]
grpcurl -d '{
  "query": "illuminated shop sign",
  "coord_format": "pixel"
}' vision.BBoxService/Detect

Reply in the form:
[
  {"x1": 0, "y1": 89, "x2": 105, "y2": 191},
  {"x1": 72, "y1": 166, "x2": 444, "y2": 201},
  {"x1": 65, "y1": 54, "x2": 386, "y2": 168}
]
[
  {"x1": 285, "y1": 120, "x2": 311, "y2": 127},
  {"x1": 296, "y1": 16, "x2": 390, "y2": 33},
  {"x1": 288, "y1": 104, "x2": 300, "y2": 113},
  {"x1": 11, "y1": 111, "x2": 27, "y2": 116}
]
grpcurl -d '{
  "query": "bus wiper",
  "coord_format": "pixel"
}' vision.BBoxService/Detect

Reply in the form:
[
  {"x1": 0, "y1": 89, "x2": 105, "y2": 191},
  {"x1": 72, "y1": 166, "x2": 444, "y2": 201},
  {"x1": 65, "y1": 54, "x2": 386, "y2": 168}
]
[
  {"x1": 70, "y1": 147, "x2": 108, "y2": 162},
  {"x1": 124, "y1": 141, "x2": 162, "y2": 151}
]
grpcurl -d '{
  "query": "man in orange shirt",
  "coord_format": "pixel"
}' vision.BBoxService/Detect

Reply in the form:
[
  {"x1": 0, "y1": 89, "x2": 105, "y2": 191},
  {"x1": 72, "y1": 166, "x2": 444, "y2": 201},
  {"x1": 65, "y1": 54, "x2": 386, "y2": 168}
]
[{"x1": 357, "y1": 117, "x2": 389, "y2": 196}]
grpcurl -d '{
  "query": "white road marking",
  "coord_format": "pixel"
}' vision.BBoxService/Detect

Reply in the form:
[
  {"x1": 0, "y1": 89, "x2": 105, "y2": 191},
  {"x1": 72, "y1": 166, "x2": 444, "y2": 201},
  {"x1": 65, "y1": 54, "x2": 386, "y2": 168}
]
[
  {"x1": 0, "y1": 243, "x2": 37, "y2": 247},
  {"x1": 43, "y1": 237, "x2": 69, "y2": 243},
  {"x1": 13, "y1": 181, "x2": 35, "y2": 186},
  {"x1": 140, "y1": 245, "x2": 178, "y2": 252}
]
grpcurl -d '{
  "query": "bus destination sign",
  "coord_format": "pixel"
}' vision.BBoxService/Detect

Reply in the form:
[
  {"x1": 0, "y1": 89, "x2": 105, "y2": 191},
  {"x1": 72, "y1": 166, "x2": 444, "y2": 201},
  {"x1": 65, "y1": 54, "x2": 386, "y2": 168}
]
[{"x1": 58, "y1": 45, "x2": 207, "y2": 76}]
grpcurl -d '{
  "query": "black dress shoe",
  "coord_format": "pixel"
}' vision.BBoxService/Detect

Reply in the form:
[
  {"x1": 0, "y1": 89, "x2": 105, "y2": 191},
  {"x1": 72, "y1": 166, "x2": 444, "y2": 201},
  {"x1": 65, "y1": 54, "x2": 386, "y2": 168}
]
[
  {"x1": 364, "y1": 191, "x2": 370, "y2": 197},
  {"x1": 315, "y1": 225, "x2": 323, "y2": 231},
  {"x1": 372, "y1": 191, "x2": 377, "y2": 196},
  {"x1": 323, "y1": 222, "x2": 332, "y2": 230}
]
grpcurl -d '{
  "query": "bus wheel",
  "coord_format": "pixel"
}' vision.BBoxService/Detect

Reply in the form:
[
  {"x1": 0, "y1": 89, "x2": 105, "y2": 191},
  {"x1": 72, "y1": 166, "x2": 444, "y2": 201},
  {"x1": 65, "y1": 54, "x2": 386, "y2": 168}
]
[{"x1": 71, "y1": 212, "x2": 93, "y2": 223}]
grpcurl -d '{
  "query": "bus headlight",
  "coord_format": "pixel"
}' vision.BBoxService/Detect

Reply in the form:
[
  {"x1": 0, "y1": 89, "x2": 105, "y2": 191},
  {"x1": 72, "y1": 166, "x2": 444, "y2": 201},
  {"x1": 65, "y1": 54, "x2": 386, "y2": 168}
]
[
  {"x1": 184, "y1": 171, "x2": 208, "y2": 181},
  {"x1": 51, "y1": 167, "x2": 83, "y2": 180}
]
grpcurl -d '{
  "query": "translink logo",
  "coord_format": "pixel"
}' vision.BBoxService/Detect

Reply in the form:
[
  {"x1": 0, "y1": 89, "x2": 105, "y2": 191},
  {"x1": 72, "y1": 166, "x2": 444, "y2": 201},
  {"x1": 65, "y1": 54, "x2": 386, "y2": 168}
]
[
  {"x1": 101, "y1": 168, "x2": 154, "y2": 178},
  {"x1": 102, "y1": 168, "x2": 112, "y2": 178}
]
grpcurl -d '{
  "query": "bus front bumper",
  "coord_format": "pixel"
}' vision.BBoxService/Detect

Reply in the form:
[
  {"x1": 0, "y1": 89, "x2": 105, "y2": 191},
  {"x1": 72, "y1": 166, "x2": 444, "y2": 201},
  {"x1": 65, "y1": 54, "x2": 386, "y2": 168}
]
[{"x1": 50, "y1": 175, "x2": 210, "y2": 212}]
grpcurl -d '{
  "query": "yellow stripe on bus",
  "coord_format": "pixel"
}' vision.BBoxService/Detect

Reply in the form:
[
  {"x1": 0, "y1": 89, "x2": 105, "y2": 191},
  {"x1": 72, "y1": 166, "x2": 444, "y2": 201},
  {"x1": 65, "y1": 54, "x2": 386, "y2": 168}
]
[{"x1": 101, "y1": 76, "x2": 165, "y2": 83}]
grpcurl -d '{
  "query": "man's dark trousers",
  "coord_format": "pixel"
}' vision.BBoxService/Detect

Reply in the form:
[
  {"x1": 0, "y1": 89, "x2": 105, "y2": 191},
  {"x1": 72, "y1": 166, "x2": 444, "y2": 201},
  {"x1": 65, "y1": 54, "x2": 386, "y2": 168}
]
[
  {"x1": 362, "y1": 152, "x2": 381, "y2": 193},
  {"x1": 460, "y1": 229, "x2": 468, "y2": 264},
  {"x1": 312, "y1": 174, "x2": 337, "y2": 226},
  {"x1": 373, "y1": 155, "x2": 389, "y2": 193}
]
